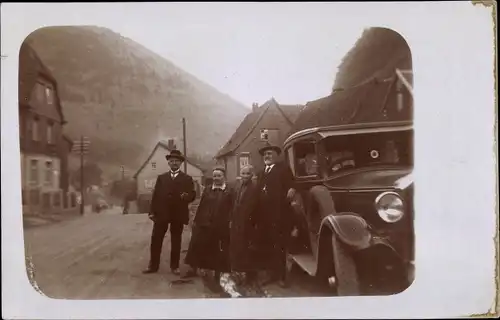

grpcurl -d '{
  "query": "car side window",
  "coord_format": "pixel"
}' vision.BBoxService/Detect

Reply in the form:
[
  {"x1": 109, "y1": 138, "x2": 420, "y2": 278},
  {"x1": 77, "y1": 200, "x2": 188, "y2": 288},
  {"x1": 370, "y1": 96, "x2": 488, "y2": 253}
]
[{"x1": 294, "y1": 141, "x2": 318, "y2": 177}]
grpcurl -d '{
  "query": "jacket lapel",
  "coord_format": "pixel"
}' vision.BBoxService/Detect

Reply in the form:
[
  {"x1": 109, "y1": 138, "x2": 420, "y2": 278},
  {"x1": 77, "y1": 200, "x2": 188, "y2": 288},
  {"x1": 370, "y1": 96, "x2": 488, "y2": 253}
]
[{"x1": 166, "y1": 172, "x2": 173, "y2": 183}]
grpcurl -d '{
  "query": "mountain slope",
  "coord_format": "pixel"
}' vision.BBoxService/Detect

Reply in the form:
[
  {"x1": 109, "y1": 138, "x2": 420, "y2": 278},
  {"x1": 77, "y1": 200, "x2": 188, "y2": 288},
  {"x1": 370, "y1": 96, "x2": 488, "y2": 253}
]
[{"x1": 26, "y1": 26, "x2": 249, "y2": 175}]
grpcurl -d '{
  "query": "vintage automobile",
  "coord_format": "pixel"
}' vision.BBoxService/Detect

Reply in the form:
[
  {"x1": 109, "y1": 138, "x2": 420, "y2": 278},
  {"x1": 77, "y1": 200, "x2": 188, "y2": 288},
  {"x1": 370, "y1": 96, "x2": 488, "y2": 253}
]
[{"x1": 284, "y1": 120, "x2": 414, "y2": 296}]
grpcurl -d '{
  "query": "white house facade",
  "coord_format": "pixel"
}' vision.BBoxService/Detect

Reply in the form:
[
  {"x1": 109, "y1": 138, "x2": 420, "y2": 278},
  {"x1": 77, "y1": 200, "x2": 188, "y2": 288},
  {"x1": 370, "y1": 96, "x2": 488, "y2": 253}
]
[{"x1": 134, "y1": 140, "x2": 205, "y2": 198}]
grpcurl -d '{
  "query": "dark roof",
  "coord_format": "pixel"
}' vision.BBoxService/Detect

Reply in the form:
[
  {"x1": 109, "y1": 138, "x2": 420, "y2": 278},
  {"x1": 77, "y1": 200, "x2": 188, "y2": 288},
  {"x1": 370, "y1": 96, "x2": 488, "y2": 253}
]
[
  {"x1": 215, "y1": 99, "x2": 304, "y2": 158},
  {"x1": 276, "y1": 103, "x2": 305, "y2": 124},
  {"x1": 291, "y1": 74, "x2": 413, "y2": 134},
  {"x1": 18, "y1": 41, "x2": 65, "y2": 123},
  {"x1": 133, "y1": 140, "x2": 206, "y2": 178}
]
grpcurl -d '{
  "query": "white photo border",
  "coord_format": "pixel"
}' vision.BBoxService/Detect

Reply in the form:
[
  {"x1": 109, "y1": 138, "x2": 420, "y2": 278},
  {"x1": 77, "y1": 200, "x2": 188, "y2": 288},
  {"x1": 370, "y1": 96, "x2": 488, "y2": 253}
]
[{"x1": 1, "y1": 2, "x2": 497, "y2": 319}]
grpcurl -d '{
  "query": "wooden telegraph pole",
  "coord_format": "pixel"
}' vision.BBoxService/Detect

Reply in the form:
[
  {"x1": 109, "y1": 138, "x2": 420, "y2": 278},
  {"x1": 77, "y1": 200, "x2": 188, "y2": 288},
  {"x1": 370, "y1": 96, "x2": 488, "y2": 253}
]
[
  {"x1": 182, "y1": 117, "x2": 187, "y2": 173},
  {"x1": 72, "y1": 136, "x2": 90, "y2": 215}
]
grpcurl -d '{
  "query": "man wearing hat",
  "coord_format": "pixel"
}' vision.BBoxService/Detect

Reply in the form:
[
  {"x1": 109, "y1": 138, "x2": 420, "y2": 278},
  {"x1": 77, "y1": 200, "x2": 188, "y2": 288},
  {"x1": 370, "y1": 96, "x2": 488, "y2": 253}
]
[
  {"x1": 253, "y1": 143, "x2": 296, "y2": 288},
  {"x1": 143, "y1": 149, "x2": 196, "y2": 275}
]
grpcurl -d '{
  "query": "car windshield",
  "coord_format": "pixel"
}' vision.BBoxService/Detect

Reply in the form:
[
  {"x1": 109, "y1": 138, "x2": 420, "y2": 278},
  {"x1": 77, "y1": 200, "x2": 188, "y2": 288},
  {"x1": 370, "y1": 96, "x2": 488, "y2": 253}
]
[{"x1": 322, "y1": 129, "x2": 413, "y2": 177}]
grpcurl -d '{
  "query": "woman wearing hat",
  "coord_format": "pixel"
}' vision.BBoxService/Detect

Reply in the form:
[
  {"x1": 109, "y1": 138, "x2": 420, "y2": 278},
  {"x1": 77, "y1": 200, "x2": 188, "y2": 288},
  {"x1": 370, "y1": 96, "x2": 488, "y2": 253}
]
[{"x1": 184, "y1": 166, "x2": 233, "y2": 292}]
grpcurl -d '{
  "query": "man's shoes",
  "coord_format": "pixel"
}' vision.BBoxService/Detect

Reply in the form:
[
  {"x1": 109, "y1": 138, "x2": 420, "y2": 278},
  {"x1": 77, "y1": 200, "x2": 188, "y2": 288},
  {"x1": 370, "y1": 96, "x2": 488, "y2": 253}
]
[
  {"x1": 142, "y1": 268, "x2": 158, "y2": 274},
  {"x1": 171, "y1": 268, "x2": 181, "y2": 275}
]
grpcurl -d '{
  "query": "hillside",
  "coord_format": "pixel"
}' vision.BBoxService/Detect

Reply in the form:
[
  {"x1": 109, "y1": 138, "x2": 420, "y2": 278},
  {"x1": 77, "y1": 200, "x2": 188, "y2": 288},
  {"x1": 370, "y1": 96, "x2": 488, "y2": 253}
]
[
  {"x1": 25, "y1": 26, "x2": 249, "y2": 176},
  {"x1": 291, "y1": 27, "x2": 413, "y2": 133},
  {"x1": 333, "y1": 27, "x2": 412, "y2": 90}
]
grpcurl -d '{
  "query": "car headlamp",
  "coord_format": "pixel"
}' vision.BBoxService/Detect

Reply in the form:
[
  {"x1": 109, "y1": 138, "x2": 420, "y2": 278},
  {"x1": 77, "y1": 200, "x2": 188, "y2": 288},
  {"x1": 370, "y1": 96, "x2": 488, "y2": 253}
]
[{"x1": 375, "y1": 192, "x2": 405, "y2": 223}]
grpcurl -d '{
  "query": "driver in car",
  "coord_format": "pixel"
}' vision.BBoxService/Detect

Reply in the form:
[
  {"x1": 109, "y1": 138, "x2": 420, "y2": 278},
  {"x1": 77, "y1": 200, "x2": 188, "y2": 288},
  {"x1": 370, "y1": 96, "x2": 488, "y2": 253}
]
[{"x1": 328, "y1": 151, "x2": 355, "y2": 173}]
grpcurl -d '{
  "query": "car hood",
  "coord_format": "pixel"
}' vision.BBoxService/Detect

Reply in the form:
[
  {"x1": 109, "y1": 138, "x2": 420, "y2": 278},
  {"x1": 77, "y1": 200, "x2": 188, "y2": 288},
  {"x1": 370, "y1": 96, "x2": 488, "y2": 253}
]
[{"x1": 324, "y1": 167, "x2": 413, "y2": 191}]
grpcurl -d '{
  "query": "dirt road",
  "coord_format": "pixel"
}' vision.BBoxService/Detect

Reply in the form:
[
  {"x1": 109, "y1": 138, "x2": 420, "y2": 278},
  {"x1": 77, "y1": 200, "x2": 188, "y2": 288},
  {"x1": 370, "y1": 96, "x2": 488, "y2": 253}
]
[{"x1": 23, "y1": 208, "x2": 327, "y2": 300}]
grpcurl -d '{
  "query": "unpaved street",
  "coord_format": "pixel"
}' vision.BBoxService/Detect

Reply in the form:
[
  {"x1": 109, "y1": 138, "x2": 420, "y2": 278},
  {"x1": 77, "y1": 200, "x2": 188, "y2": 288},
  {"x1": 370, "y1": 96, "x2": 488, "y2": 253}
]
[{"x1": 24, "y1": 208, "x2": 327, "y2": 300}]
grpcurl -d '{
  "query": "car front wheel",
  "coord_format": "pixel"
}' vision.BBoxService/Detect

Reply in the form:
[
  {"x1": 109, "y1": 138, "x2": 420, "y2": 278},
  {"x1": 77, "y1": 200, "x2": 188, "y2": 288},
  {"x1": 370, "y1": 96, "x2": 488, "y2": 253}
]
[{"x1": 316, "y1": 228, "x2": 361, "y2": 296}]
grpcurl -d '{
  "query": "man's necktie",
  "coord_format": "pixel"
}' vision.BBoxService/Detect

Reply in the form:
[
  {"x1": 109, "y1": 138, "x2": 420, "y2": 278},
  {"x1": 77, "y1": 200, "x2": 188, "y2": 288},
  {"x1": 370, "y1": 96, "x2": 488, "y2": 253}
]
[{"x1": 265, "y1": 166, "x2": 271, "y2": 174}]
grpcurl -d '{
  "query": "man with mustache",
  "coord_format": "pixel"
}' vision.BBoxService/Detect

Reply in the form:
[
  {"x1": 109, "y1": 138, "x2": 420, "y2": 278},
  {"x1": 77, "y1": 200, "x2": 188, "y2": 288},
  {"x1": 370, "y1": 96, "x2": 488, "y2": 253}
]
[
  {"x1": 143, "y1": 149, "x2": 196, "y2": 275},
  {"x1": 253, "y1": 143, "x2": 296, "y2": 288}
]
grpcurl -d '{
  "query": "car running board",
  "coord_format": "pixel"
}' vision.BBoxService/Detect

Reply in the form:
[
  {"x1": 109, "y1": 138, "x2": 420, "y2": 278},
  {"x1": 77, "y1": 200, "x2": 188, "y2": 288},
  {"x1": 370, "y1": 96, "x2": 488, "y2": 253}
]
[{"x1": 290, "y1": 253, "x2": 317, "y2": 277}]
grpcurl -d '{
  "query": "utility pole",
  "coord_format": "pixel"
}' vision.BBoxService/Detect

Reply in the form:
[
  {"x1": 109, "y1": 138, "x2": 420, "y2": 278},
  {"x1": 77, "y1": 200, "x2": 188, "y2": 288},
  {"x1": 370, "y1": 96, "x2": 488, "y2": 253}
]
[
  {"x1": 80, "y1": 136, "x2": 84, "y2": 215},
  {"x1": 182, "y1": 117, "x2": 187, "y2": 173},
  {"x1": 73, "y1": 136, "x2": 90, "y2": 215}
]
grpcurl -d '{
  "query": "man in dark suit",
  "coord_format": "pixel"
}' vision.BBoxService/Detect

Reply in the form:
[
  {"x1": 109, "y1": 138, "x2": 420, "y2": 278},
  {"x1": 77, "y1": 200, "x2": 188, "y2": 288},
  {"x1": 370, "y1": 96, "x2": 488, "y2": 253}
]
[
  {"x1": 254, "y1": 143, "x2": 296, "y2": 288},
  {"x1": 143, "y1": 149, "x2": 196, "y2": 275}
]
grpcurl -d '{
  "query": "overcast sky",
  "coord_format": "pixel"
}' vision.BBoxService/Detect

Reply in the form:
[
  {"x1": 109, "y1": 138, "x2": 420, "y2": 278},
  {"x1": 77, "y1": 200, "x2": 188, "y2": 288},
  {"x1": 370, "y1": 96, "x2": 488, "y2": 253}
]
[
  {"x1": 22, "y1": 2, "x2": 391, "y2": 107},
  {"x1": 108, "y1": 3, "x2": 366, "y2": 107}
]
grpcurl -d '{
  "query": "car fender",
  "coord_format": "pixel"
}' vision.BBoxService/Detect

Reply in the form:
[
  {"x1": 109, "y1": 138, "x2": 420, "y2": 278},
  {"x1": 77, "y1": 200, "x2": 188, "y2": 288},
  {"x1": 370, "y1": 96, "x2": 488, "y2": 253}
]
[
  {"x1": 316, "y1": 221, "x2": 361, "y2": 295},
  {"x1": 321, "y1": 214, "x2": 372, "y2": 251},
  {"x1": 306, "y1": 185, "x2": 371, "y2": 251}
]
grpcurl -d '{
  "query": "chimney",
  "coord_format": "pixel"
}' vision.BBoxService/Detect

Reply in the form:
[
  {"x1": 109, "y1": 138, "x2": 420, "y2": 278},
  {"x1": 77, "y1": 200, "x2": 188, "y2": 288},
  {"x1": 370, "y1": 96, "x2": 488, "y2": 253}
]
[
  {"x1": 167, "y1": 139, "x2": 177, "y2": 150},
  {"x1": 252, "y1": 102, "x2": 259, "y2": 112}
]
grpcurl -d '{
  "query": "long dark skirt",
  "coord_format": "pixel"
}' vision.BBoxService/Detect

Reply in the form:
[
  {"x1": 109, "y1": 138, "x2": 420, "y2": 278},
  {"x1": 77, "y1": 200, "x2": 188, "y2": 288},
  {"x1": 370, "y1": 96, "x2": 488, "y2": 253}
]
[
  {"x1": 185, "y1": 225, "x2": 230, "y2": 272},
  {"x1": 253, "y1": 223, "x2": 290, "y2": 272},
  {"x1": 229, "y1": 226, "x2": 260, "y2": 273}
]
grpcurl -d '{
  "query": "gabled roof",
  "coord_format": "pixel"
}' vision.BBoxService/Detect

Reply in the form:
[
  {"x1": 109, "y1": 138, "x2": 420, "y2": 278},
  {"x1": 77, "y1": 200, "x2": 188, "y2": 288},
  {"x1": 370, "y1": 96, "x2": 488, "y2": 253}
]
[
  {"x1": 133, "y1": 140, "x2": 206, "y2": 178},
  {"x1": 18, "y1": 41, "x2": 66, "y2": 124},
  {"x1": 291, "y1": 72, "x2": 413, "y2": 134},
  {"x1": 215, "y1": 98, "x2": 304, "y2": 158}
]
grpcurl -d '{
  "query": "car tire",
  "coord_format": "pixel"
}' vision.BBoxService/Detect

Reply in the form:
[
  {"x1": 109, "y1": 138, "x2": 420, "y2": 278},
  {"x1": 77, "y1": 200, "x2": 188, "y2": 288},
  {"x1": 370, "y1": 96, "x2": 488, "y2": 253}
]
[
  {"x1": 308, "y1": 186, "x2": 360, "y2": 296},
  {"x1": 330, "y1": 232, "x2": 360, "y2": 296}
]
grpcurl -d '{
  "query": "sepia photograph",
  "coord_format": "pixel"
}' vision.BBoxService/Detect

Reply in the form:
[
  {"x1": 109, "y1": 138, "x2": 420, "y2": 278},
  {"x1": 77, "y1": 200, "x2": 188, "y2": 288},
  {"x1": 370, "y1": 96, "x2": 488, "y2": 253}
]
[
  {"x1": 2, "y1": 2, "x2": 497, "y2": 319},
  {"x1": 19, "y1": 20, "x2": 414, "y2": 299}
]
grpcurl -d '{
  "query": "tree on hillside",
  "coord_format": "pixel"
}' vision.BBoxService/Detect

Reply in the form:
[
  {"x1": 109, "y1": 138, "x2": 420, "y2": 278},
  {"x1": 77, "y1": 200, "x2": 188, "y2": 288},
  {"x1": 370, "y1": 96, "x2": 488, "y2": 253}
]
[
  {"x1": 71, "y1": 162, "x2": 103, "y2": 191},
  {"x1": 333, "y1": 27, "x2": 412, "y2": 91}
]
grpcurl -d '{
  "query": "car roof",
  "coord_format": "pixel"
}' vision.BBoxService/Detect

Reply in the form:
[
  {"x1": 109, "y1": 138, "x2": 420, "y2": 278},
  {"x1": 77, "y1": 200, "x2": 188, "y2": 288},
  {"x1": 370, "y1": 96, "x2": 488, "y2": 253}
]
[{"x1": 284, "y1": 120, "x2": 413, "y2": 147}]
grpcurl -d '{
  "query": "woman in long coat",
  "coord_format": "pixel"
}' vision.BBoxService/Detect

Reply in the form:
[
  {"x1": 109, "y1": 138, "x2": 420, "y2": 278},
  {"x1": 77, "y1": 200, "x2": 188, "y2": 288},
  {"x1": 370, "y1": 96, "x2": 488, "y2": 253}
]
[
  {"x1": 229, "y1": 165, "x2": 260, "y2": 281},
  {"x1": 184, "y1": 167, "x2": 233, "y2": 288}
]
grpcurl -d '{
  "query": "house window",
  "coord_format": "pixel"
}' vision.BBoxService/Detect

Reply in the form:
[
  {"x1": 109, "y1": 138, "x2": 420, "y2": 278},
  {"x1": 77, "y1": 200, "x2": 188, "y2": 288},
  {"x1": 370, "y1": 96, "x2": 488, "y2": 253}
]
[
  {"x1": 30, "y1": 189, "x2": 40, "y2": 206},
  {"x1": 45, "y1": 161, "x2": 53, "y2": 186},
  {"x1": 45, "y1": 87, "x2": 54, "y2": 105},
  {"x1": 32, "y1": 117, "x2": 39, "y2": 141},
  {"x1": 260, "y1": 128, "x2": 280, "y2": 144},
  {"x1": 238, "y1": 153, "x2": 250, "y2": 176},
  {"x1": 145, "y1": 179, "x2": 156, "y2": 190},
  {"x1": 260, "y1": 129, "x2": 269, "y2": 141},
  {"x1": 52, "y1": 191, "x2": 61, "y2": 207},
  {"x1": 47, "y1": 122, "x2": 54, "y2": 144},
  {"x1": 151, "y1": 161, "x2": 157, "y2": 170},
  {"x1": 35, "y1": 83, "x2": 45, "y2": 103},
  {"x1": 29, "y1": 159, "x2": 39, "y2": 185}
]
